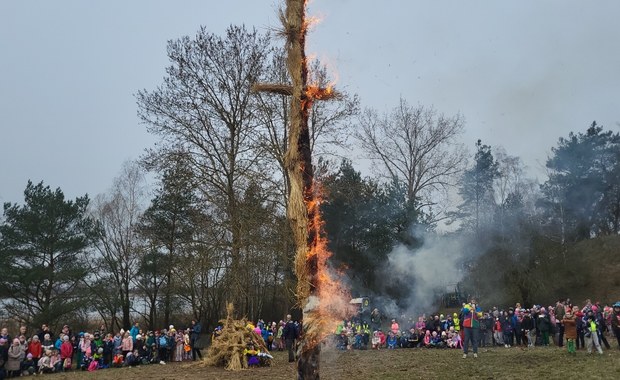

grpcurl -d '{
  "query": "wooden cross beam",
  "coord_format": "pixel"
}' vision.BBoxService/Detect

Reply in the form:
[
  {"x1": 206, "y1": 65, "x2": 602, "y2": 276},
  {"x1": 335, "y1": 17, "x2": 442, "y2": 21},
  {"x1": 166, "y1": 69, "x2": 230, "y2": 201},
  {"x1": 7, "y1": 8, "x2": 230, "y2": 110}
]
[{"x1": 252, "y1": 83, "x2": 340, "y2": 100}]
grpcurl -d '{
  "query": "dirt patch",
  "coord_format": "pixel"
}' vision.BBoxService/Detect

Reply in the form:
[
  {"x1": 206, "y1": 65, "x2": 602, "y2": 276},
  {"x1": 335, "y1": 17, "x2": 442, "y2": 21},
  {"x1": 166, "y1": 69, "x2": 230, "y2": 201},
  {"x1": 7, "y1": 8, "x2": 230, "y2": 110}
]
[{"x1": 42, "y1": 346, "x2": 620, "y2": 380}]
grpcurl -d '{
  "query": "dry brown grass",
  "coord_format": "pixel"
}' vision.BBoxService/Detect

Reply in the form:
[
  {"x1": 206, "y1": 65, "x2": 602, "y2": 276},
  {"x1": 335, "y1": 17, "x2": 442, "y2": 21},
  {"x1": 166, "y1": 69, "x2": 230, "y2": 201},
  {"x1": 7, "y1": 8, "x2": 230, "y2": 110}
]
[{"x1": 40, "y1": 343, "x2": 620, "y2": 380}]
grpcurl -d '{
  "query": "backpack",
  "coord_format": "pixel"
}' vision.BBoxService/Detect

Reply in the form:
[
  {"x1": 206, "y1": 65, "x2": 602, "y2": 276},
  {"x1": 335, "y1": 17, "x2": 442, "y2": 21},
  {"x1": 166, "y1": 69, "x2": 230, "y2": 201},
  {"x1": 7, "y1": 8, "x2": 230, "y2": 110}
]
[{"x1": 87, "y1": 360, "x2": 98, "y2": 372}]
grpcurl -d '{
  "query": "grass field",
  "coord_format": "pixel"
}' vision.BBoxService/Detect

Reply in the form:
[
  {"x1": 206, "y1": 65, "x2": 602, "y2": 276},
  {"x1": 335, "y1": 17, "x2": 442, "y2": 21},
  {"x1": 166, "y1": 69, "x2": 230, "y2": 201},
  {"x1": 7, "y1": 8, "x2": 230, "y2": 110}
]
[{"x1": 41, "y1": 345, "x2": 620, "y2": 380}]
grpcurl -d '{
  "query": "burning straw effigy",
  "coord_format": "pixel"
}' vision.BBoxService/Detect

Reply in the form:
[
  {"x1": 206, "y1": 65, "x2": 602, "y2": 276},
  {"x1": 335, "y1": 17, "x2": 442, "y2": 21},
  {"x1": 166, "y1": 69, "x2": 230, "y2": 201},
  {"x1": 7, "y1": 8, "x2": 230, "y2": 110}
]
[
  {"x1": 255, "y1": 0, "x2": 352, "y2": 379},
  {"x1": 204, "y1": 303, "x2": 271, "y2": 371},
  {"x1": 205, "y1": 1, "x2": 352, "y2": 376}
]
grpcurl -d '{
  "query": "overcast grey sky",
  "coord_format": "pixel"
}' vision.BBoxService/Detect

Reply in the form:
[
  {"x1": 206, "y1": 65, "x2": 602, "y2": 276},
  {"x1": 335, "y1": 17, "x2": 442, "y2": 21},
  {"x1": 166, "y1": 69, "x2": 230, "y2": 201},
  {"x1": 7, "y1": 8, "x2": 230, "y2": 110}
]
[{"x1": 2, "y1": 0, "x2": 619, "y2": 204}]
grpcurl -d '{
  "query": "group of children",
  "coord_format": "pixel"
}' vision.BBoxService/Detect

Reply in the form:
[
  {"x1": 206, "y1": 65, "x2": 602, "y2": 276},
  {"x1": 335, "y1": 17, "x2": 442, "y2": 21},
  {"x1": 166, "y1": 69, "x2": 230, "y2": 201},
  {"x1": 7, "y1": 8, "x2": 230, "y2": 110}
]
[
  {"x1": 0, "y1": 326, "x2": 75, "y2": 377},
  {"x1": 334, "y1": 316, "x2": 465, "y2": 351},
  {"x1": 332, "y1": 299, "x2": 620, "y2": 355},
  {"x1": 0, "y1": 322, "x2": 198, "y2": 378}
]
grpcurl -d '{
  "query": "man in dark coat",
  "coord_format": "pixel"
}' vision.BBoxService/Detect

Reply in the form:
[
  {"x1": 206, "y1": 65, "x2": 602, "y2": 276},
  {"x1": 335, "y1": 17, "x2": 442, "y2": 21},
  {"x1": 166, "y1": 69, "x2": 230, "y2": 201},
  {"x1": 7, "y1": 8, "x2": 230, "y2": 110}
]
[
  {"x1": 282, "y1": 314, "x2": 298, "y2": 363},
  {"x1": 190, "y1": 320, "x2": 202, "y2": 360},
  {"x1": 0, "y1": 339, "x2": 8, "y2": 380}
]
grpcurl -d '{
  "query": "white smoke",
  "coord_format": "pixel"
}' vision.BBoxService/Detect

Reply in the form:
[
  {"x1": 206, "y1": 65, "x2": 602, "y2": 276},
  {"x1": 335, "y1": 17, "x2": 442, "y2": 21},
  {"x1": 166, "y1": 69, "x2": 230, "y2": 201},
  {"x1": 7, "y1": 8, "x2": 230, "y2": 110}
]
[{"x1": 386, "y1": 231, "x2": 467, "y2": 318}]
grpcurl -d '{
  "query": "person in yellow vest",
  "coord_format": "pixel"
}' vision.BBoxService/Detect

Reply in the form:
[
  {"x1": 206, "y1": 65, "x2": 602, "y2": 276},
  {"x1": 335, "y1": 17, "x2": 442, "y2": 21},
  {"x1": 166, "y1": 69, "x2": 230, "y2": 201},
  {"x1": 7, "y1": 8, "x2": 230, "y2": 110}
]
[
  {"x1": 584, "y1": 311, "x2": 603, "y2": 354},
  {"x1": 453, "y1": 312, "x2": 462, "y2": 344}
]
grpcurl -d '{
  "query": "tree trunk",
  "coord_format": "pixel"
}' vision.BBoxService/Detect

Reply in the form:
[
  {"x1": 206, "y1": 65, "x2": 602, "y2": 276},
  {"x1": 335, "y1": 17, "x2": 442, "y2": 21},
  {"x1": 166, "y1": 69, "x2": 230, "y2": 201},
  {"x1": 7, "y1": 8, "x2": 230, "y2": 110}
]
[
  {"x1": 122, "y1": 274, "x2": 131, "y2": 329},
  {"x1": 164, "y1": 272, "x2": 172, "y2": 327}
]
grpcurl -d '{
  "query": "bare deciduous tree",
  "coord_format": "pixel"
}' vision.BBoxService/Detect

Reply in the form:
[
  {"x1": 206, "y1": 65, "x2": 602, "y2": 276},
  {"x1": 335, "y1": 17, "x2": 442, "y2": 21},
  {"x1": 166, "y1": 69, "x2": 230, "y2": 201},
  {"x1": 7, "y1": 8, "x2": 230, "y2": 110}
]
[
  {"x1": 90, "y1": 161, "x2": 147, "y2": 330},
  {"x1": 355, "y1": 98, "x2": 466, "y2": 220},
  {"x1": 136, "y1": 25, "x2": 273, "y2": 311}
]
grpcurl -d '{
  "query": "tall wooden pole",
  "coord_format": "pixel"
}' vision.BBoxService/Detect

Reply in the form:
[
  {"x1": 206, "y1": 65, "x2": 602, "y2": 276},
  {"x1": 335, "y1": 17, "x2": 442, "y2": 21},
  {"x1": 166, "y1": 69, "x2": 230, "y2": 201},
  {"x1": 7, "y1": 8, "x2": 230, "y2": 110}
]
[
  {"x1": 283, "y1": 1, "x2": 322, "y2": 379},
  {"x1": 254, "y1": 1, "x2": 338, "y2": 378}
]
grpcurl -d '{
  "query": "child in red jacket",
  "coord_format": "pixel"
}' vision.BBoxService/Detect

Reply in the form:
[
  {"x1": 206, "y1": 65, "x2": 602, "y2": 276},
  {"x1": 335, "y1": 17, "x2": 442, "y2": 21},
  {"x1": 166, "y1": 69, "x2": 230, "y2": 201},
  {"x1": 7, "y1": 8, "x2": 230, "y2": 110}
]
[
  {"x1": 27, "y1": 335, "x2": 43, "y2": 363},
  {"x1": 60, "y1": 335, "x2": 73, "y2": 370}
]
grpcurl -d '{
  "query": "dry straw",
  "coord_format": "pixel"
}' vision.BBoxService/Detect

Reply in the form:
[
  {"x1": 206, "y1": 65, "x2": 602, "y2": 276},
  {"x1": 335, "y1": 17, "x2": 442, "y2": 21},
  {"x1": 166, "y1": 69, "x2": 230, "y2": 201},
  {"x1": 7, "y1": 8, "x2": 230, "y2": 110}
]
[{"x1": 204, "y1": 303, "x2": 271, "y2": 371}]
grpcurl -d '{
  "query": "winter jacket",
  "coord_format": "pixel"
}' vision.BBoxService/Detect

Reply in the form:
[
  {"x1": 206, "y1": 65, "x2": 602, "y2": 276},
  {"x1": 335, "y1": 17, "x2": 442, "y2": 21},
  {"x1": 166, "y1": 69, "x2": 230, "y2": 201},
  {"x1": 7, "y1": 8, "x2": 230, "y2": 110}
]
[
  {"x1": 562, "y1": 316, "x2": 577, "y2": 340},
  {"x1": 28, "y1": 341, "x2": 43, "y2": 359},
  {"x1": 501, "y1": 317, "x2": 514, "y2": 333},
  {"x1": 81, "y1": 339, "x2": 93, "y2": 355},
  {"x1": 113, "y1": 336, "x2": 122, "y2": 353},
  {"x1": 190, "y1": 323, "x2": 202, "y2": 341},
  {"x1": 575, "y1": 314, "x2": 585, "y2": 332},
  {"x1": 595, "y1": 313, "x2": 607, "y2": 333},
  {"x1": 129, "y1": 326, "x2": 140, "y2": 343},
  {"x1": 391, "y1": 322, "x2": 400, "y2": 334},
  {"x1": 442, "y1": 319, "x2": 455, "y2": 331},
  {"x1": 135, "y1": 338, "x2": 146, "y2": 352},
  {"x1": 423, "y1": 333, "x2": 431, "y2": 345},
  {"x1": 461, "y1": 303, "x2": 482, "y2": 329},
  {"x1": 521, "y1": 315, "x2": 534, "y2": 331},
  {"x1": 103, "y1": 339, "x2": 115, "y2": 355},
  {"x1": 424, "y1": 320, "x2": 434, "y2": 332},
  {"x1": 612, "y1": 311, "x2": 620, "y2": 332},
  {"x1": 537, "y1": 314, "x2": 551, "y2": 332},
  {"x1": 493, "y1": 320, "x2": 502, "y2": 332},
  {"x1": 282, "y1": 321, "x2": 298, "y2": 340},
  {"x1": 145, "y1": 335, "x2": 155, "y2": 348},
  {"x1": 386, "y1": 335, "x2": 398, "y2": 348},
  {"x1": 60, "y1": 341, "x2": 73, "y2": 359},
  {"x1": 0, "y1": 345, "x2": 8, "y2": 369},
  {"x1": 121, "y1": 337, "x2": 133, "y2": 352},
  {"x1": 555, "y1": 304, "x2": 566, "y2": 321},
  {"x1": 41, "y1": 339, "x2": 54, "y2": 351},
  {"x1": 38, "y1": 355, "x2": 52, "y2": 371},
  {"x1": 6, "y1": 345, "x2": 24, "y2": 372},
  {"x1": 453, "y1": 314, "x2": 460, "y2": 332}
]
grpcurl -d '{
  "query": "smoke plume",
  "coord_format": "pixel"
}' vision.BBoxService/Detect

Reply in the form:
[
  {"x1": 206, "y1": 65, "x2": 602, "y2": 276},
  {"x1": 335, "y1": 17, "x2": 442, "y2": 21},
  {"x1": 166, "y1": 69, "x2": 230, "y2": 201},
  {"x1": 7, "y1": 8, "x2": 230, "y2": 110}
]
[{"x1": 381, "y1": 229, "x2": 469, "y2": 319}]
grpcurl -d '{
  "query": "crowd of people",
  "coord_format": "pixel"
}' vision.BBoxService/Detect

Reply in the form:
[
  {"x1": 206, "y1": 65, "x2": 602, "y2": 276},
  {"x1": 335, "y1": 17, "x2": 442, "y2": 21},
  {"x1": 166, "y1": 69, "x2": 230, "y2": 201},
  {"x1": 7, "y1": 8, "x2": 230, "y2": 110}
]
[
  {"x1": 331, "y1": 298, "x2": 620, "y2": 358},
  {"x1": 1, "y1": 298, "x2": 619, "y2": 377},
  {"x1": 207, "y1": 297, "x2": 620, "y2": 363},
  {"x1": 0, "y1": 319, "x2": 204, "y2": 378}
]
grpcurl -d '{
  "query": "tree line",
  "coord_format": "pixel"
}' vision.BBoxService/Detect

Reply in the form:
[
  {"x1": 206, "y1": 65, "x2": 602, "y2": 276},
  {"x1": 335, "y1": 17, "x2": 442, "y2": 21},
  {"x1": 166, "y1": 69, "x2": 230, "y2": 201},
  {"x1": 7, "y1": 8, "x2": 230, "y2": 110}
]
[{"x1": 1, "y1": 25, "x2": 619, "y2": 333}]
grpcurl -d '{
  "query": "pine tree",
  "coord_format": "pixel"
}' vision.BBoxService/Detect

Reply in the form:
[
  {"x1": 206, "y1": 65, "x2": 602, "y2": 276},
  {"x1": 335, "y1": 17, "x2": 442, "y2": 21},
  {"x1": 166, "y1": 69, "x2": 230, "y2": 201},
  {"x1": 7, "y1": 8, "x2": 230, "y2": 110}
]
[{"x1": 0, "y1": 181, "x2": 97, "y2": 327}]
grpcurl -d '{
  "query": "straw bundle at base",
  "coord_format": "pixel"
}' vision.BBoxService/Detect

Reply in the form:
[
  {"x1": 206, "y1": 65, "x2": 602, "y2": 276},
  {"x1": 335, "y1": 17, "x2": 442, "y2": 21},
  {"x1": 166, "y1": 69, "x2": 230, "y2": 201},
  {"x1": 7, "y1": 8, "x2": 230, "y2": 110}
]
[{"x1": 204, "y1": 303, "x2": 271, "y2": 371}]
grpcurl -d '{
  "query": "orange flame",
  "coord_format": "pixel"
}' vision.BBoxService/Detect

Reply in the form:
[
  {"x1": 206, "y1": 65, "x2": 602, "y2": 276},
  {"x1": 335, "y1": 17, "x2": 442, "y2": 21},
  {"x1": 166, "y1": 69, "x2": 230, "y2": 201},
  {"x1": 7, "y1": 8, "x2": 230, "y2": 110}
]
[
  {"x1": 305, "y1": 182, "x2": 355, "y2": 338},
  {"x1": 305, "y1": 84, "x2": 333, "y2": 100}
]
